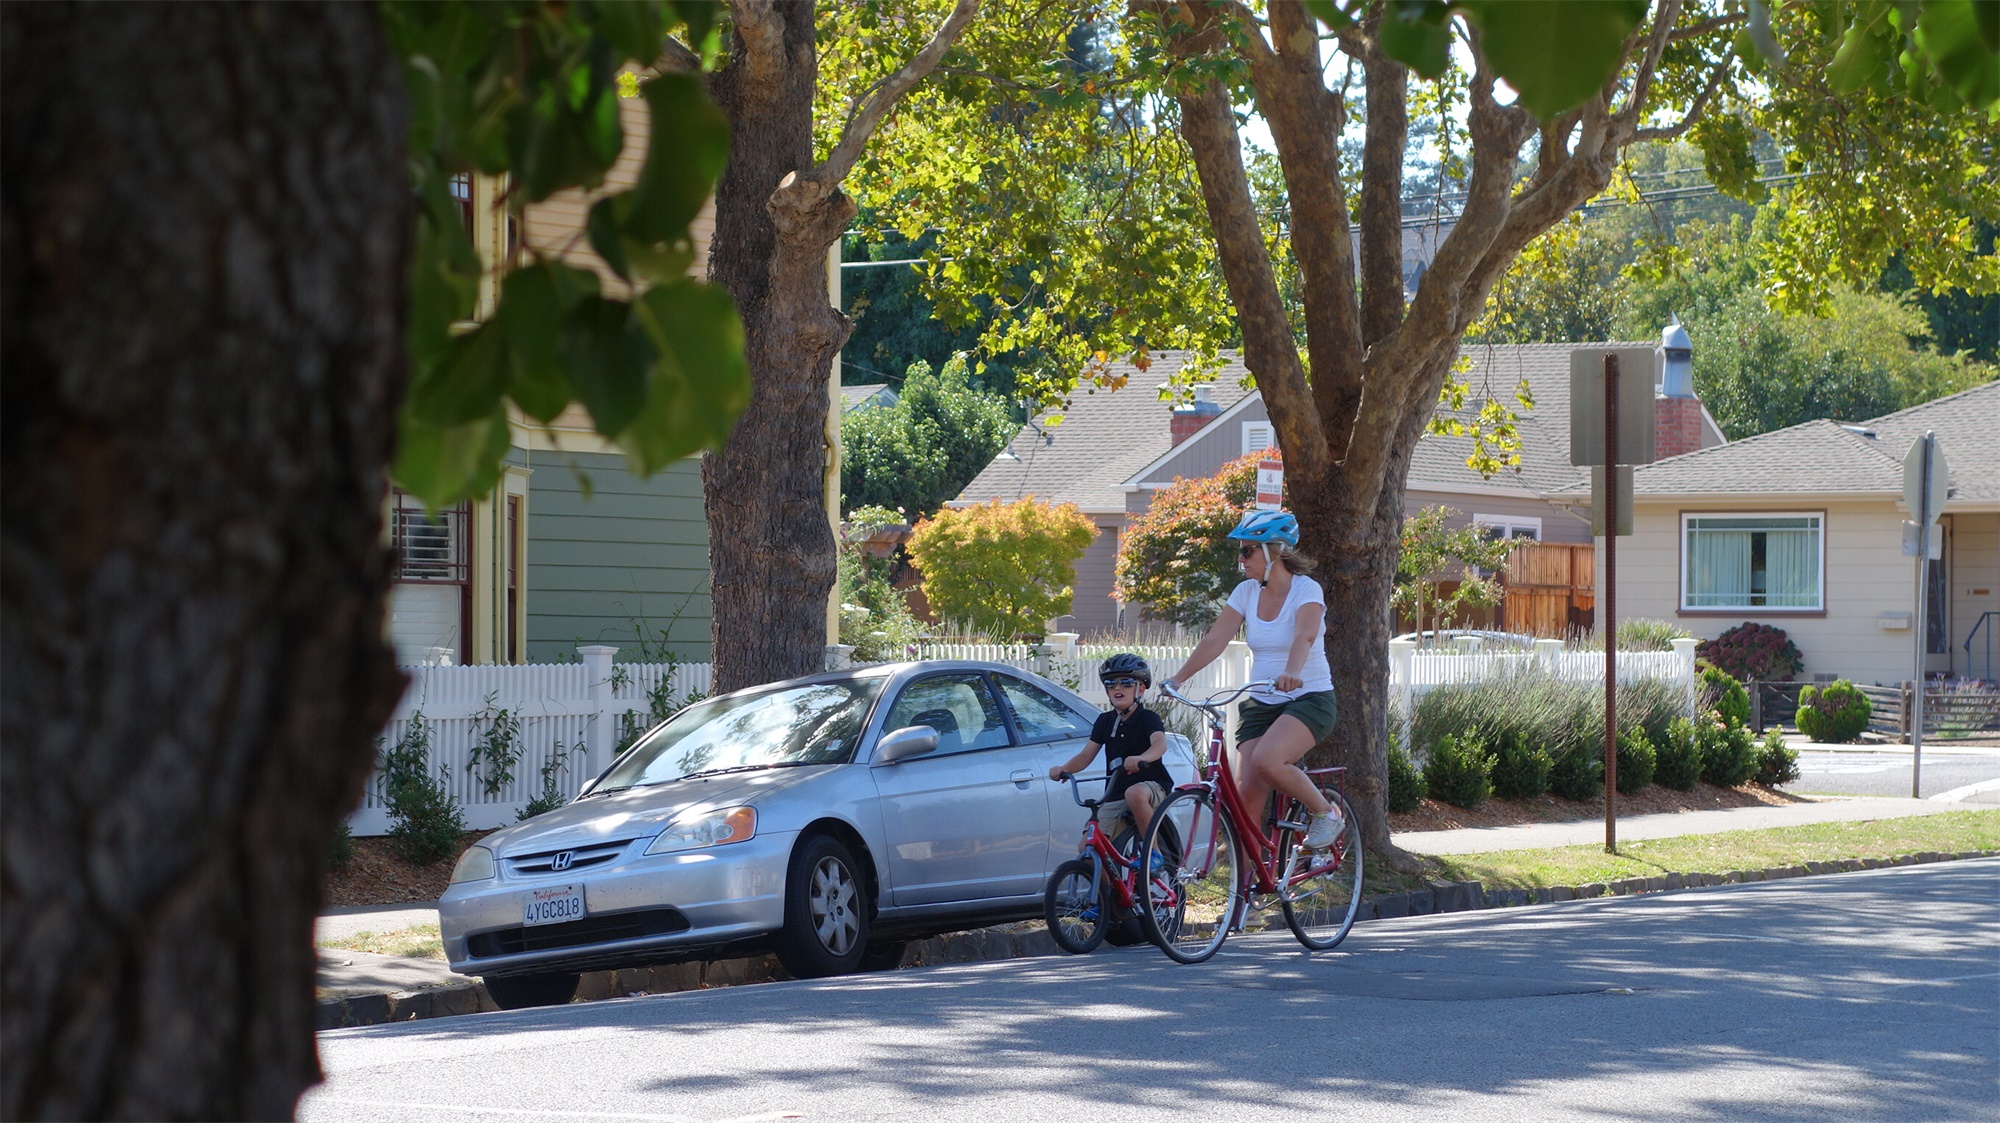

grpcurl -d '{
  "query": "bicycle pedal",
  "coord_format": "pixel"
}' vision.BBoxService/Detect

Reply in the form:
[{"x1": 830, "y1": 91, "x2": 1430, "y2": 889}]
[{"x1": 1274, "y1": 819, "x2": 1309, "y2": 833}]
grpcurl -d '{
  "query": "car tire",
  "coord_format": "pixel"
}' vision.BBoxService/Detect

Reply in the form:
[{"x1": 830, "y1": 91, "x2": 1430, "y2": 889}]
[
  {"x1": 773, "y1": 833, "x2": 870, "y2": 979},
  {"x1": 482, "y1": 971, "x2": 580, "y2": 1010},
  {"x1": 859, "y1": 940, "x2": 910, "y2": 972}
]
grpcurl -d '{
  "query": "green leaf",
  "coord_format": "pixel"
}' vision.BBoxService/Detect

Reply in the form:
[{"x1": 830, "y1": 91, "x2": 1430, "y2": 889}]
[
  {"x1": 1916, "y1": 0, "x2": 2000, "y2": 109},
  {"x1": 498, "y1": 266, "x2": 572, "y2": 422},
  {"x1": 621, "y1": 279, "x2": 752, "y2": 472},
  {"x1": 1378, "y1": 7, "x2": 1453, "y2": 79},
  {"x1": 1828, "y1": 20, "x2": 1890, "y2": 93},
  {"x1": 1301, "y1": 0, "x2": 1354, "y2": 31},
  {"x1": 587, "y1": 196, "x2": 631, "y2": 280},
  {"x1": 668, "y1": 0, "x2": 721, "y2": 49},
  {"x1": 559, "y1": 296, "x2": 656, "y2": 437},
  {"x1": 624, "y1": 73, "x2": 731, "y2": 244},
  {"x1": 1458, "y1": 1, "x2": 1648, "y2": 119},
  {"x1": 409, "y1": 322, "x2": 511, "y2": 425},
  {"x1": 393, "y1": 402, "x2": 513, "y2": 508},
  {"x1": 583, "y1": 0, "x2": 665, "y2": 62}
]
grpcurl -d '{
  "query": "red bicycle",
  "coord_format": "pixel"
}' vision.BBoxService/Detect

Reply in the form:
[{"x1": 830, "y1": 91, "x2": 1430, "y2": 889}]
[
  {"x1": 1043, "y1": 771, "x2": 1182, "y2": 954},
  {"x1": 1137, "y1": 680, "x2": 1364, "y2": 963}
]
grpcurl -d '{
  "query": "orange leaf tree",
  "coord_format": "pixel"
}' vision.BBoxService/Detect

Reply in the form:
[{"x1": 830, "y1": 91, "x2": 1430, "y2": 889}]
[
  {"x1": 908, "y1": 498, "x2": 1095, "y2": 640},
  {"x1": 1115, "y1": 451, "x2": 1273, "y2": 630}
]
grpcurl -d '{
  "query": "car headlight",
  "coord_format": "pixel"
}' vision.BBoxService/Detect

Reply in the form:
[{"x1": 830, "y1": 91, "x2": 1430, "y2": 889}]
[
  {"x1": 450, "y1": 844, "x2": 496, "y2": 883},
  {"x1": 646, "y1": 806, "x2": 756, "y2": 856}
]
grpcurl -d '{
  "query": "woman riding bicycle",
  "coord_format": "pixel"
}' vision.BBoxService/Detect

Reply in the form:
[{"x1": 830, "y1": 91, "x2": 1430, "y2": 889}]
[{"x1": 1161, "y1": 510, "x2": 1344, "y2": 851}]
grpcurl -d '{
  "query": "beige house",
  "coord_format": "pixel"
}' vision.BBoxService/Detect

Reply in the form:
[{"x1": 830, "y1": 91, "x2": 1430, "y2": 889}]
[{"x1": 1567, "y1": 380, "x2": 1999, "y2": 686}]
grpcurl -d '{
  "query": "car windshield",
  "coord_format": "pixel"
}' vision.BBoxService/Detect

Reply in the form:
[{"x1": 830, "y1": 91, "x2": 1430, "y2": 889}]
[{"x1": 594, "y1": 678, "x2": 885, "y2": 791}]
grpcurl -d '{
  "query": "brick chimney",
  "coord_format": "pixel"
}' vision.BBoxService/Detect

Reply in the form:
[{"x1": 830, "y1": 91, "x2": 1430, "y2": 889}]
[
  {"x1": 1655, "y1": 316, "x2": 1705, "y2": 459},
  {"x1": 1170, "y1": 384, "x2": 1223, "y2": 445}
]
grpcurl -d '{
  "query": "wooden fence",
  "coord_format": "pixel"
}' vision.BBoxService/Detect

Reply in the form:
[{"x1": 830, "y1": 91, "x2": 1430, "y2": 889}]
[{"x1": 1498, "y1": 542, "x2": 1595, "y2": 638}]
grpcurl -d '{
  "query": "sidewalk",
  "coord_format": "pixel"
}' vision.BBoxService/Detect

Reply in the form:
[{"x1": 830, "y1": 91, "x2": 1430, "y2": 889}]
[{"x1": 1394, "y1": 794, "x2": 1983, "y2": 855}]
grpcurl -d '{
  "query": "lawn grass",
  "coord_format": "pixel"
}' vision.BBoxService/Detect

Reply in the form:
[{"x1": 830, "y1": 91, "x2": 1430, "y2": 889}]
[
  {"x1": 319, "y1": 924, "x2": 445, "y2": 961},
  {"x1": 1368, "y1": 809, "x2": 1999, "y2": 896}
]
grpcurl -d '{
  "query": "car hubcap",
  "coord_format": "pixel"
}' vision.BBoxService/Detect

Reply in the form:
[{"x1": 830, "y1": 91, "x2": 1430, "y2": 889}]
[{"x1": 810, "y1": 856, "x2": 858, "y2": 955}]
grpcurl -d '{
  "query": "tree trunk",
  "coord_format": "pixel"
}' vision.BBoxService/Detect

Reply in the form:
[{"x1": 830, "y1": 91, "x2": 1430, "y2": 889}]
[
  {"x1": 703, "y1": 2, "x2": 850, "y2": 694},
  {"x1": 1, "y1": 5, "x2": 409, "y2": 1118}
]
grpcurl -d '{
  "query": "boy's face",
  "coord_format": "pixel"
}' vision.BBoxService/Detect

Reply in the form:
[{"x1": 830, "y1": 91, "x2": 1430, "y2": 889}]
[{"x1": 1104, "y1": 678, "x2": 1143, "y2": 708}]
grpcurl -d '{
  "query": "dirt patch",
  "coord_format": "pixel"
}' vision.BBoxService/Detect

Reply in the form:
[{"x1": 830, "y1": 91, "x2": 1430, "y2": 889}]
[
  {"x1": 1387, "y1": 782, "x2": 1816, "y2": 835},
  {"x1": 322, "y1": 833, "x2": 494, "y2": 910}
]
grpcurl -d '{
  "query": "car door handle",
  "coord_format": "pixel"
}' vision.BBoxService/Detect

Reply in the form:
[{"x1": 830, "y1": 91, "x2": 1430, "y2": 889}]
[{"x1": 1011, "y1": 770, "x2": 1034, "y2": 786}]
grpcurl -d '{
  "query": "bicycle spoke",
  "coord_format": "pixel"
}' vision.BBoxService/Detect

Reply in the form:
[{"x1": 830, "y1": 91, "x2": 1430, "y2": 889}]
[
  {"x1": 1279, "y1": 790, "x2": 1364, "y2": 950},
  {"x1": 1140, "y1": 788, "x2": 1238, "y2": 964}
]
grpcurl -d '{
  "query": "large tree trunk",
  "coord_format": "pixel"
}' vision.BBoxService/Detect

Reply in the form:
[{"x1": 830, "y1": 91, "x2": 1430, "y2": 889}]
[
  {"x1": 703, "y1": 2, "x2": 851, "y2": 694},
  {"x1": 1, "y1": 5, "x2": 409, "y2": 1118}
]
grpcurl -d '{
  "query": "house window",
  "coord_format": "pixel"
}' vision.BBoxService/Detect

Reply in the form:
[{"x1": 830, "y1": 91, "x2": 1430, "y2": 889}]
[
  {"x1": 1473, "y1": 514, "x2": 1542, "y2": 542},
  {"x1": 389, "y1": 491, "x2": 470, "y2": 664},
  {"x1": 1681, "y1": 513, "x2": 1823, "y2": 611},
  {"x1": 1242, "y1": 421, "x2": 1276, "y2": 455}
]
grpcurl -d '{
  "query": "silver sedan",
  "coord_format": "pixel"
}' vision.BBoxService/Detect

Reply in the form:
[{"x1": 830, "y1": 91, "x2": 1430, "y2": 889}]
[{"x1": 437, "y1": 661, "x2": 1193, "y2": 1008}]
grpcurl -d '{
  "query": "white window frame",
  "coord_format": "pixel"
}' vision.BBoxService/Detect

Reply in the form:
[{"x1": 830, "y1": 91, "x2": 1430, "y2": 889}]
[
  {"x1": 1472, "y1": 513, "x2": 1542, "y2": 542},
  {"x1": 1241, "y1": 421, "x2": 1276, "y2": 456},
  {"x1": 1679, "y1": 511, "x2": 1825, "y2": 613}
]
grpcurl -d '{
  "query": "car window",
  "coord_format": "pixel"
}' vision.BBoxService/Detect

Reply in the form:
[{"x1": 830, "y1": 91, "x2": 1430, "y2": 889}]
[
  {"x1": 884, "y1": 673, "x2": 1011, "y2": 755},
  {"x1": 995, "y1": 675, "x2": 1092, "y2": 743},
  {"x1": 597, "y1": 678, "x2": 884, "y2": 791}
]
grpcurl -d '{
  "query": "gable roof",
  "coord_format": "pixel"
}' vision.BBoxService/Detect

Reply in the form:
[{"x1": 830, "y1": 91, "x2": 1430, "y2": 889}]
[
  {"x1": 1559, "y1": 378, "x2": 1998, "y2": 506},
  {"x1": 952, "y1": 353, "x2": 1255, "y2": 513},
  {"x1": 839, "y1": 383, "x2": 898, "y2": 411}
]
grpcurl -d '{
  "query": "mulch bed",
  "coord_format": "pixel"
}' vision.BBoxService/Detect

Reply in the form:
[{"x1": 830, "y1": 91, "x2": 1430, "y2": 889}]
[
  {"x1": 321, "y1": 832, "x2": 494, "y2": 911},
  {"x1": 1387, "y1": 782, "x2": 1813, "y2": 835}
]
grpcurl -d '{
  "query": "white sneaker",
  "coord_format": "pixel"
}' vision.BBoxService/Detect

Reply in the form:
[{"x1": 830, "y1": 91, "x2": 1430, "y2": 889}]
[{"x1": 1302, "y1": 808, "x2": 1343, "y2": 850}]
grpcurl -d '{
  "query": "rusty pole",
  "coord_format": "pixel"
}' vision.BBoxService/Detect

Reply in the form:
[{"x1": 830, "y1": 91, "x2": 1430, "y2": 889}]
[{"x1": 1604, "y1": 354, "x2": 1619, "y2": 854}]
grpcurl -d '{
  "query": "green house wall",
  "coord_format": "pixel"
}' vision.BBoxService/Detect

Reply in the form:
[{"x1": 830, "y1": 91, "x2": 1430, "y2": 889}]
[{"x1": 511, "y1": 449, "x2": 712, "y2": 663}]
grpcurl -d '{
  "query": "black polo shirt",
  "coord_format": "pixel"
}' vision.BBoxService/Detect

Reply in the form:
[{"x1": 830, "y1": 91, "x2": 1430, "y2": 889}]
[{"x1": 1090, "y1": 703, "x2": 1172, "y2": 802}]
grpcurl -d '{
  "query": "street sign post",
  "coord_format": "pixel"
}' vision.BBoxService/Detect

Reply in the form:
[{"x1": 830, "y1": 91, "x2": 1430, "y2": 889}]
[{"x1": 1902, "y1": 431, "x2": 1948, "y2": 797}]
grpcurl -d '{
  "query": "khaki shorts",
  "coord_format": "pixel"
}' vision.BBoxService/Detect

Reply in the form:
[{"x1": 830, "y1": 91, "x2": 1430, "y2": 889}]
[
  {"x1": 1236, "y1": 690, "x2": 1339, "y2": 745},
  {"x1": 1100, "y1": 779, "x2": 1167, "y2": 830}
]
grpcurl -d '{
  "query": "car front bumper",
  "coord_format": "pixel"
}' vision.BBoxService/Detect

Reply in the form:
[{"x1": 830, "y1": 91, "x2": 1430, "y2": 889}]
[{"x1": 440, "y1": 829, "x2": 797, "y2": 978}]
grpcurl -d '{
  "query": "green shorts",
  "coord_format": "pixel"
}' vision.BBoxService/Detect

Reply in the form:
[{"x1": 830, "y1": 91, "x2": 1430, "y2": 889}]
[{"x1": 1236, "y1": 691, "x2": 1339, "y2": 745}]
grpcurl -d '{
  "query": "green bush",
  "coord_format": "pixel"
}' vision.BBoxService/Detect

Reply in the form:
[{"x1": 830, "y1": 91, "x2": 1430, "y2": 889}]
[
  {"x1": 1488, "y1": 727, "x2": 1553, "y2": 800},
  {"x1": 1387, "y1": 739, "x2": 1428, "y2": 813},
  {"x1": 1698, "y1": 663, "x2": 1751, "y2": 729},
  {"x1": 1548, "y1": 740, "x2": 1602, "y2": 801},
  {"x1": 1655, "y1": 718, "x2": 1705, "y2": 790},
  {"x1": 1700, "y1": 720, "x2": 1759, "y2": 786},
  {"x1": 1756, "y1": 729, "x2": 1801, "y2": 786},
  {"x1": 1581, "y1": 618, "x2": 1691, "y2": 651},
  {"x1": 1615, "y1": 726, "x2": 1656, "y2": 794},
  {"x1": 380, "y1": 714, "x2": 467, "y2": 867},
  {"x1": 1624, "y1": 676, "x2": 1684, "y2": 749},
  {"x1": 1423, "y1": 732, "x2": 1495, "y2": 810},
  {"x1": 325, "y1": 819, "x2": 355, "y2": 873},
  {"x1": 1796, "y1": 679, "x2": 1872, "y2": 743}
]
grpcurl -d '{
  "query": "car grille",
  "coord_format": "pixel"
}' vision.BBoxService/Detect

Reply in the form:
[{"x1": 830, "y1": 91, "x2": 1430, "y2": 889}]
[
  {"x1": 504, "y1": 839, "x2": 632, "y2": 876},
  {"x1": 466, "y1": 908, "x2": 692, "y2": 959}
]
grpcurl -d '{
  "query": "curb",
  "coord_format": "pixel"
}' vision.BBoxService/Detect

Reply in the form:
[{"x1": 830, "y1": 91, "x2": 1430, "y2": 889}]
[{"x1": 316, "y1": 849, "x2": 1996, "y2": 1029}]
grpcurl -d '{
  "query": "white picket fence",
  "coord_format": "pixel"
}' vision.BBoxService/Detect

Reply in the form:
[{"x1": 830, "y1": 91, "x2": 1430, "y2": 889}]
[{"x1": 353, "y1": 637, "x2": 1698, "y2": 835}]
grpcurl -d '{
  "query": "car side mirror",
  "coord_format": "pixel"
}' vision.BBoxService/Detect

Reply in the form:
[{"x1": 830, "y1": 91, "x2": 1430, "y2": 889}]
[{"x1": 874, "y1": 725, "x2": 939, "y2": 764}]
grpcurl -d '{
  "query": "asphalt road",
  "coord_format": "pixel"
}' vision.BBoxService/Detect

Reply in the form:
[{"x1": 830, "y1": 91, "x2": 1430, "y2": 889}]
[
  {"x1": 303, "y1": 860, "x2": 2000, "y2": 1123},
  {"x1": 1781, "y1": 743, "x2": 2000, "y2": 801}
]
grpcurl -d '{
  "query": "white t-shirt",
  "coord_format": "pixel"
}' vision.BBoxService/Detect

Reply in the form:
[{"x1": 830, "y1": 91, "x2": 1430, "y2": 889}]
[{"x1": 1226, "y1": 575, "x2": 1334, "y2": 704}]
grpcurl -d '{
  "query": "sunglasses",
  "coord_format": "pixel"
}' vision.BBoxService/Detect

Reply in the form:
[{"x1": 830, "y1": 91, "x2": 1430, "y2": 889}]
[
  {"x1": 1238, "y1": 544, "x2": 1261, "y2": 559},
  {"x1": 1102, "y1": 678, "x2": 1143, "y2": 689}
]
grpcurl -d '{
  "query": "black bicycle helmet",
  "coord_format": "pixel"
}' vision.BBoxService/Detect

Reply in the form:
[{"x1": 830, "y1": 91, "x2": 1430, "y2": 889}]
[{"x1": 1098, "y1": 653, "x2": 1152, "y2": 687}]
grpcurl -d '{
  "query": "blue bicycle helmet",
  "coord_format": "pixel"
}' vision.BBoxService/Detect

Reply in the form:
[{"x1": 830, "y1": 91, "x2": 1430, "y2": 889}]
[{"x1": 1227, "y1": 509, "x2": 1299, "y2": 547}]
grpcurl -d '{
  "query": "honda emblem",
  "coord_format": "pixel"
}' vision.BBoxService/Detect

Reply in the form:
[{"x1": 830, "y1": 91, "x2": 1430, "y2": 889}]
[{"x1": 550, "y1": 850, "x2": 574, "y2": 872}]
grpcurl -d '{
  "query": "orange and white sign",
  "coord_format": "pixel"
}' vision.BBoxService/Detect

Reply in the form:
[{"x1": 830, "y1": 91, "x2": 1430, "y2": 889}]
[{"x1": 1254, "y1": 458, "x2": 1284, "y2": 511}]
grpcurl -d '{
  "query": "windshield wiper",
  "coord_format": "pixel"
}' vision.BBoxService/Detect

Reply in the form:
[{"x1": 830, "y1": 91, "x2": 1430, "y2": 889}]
[
  {"x1": 579, "y1": 785, "x2": 631, "y2": 800},
  {"x1": 676, "y1": 761, "x2": 821, "y2": 781}
]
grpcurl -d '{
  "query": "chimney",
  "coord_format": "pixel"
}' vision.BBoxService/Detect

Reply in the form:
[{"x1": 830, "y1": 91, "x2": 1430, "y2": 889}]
[
  {"x1": 1170, "y1": 384, "x2": 1223, "y2": 446},
  {"x1": 1654, "y1": 316, "x2": 1705, "y2": 459}
]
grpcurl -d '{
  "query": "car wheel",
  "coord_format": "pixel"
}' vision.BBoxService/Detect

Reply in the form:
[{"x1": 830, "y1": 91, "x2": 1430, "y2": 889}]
[
  {"x1": 859, "y1": 940, "x2": 910, "y2": 972},
  {"x1": 482, "y1": 971, "x2": 579, "y2": 1010},
  {"x1": 774, "y1": 833, "x2": 869, "y2": 978}
]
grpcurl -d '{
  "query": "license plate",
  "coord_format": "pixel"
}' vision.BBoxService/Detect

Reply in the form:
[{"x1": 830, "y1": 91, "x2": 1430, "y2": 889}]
[{"x1": 522, "y1": 884, "x2": 585, "y2": 927}]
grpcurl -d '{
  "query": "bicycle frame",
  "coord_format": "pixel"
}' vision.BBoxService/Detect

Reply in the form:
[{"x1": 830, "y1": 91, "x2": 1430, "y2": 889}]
[
  {"x1": 1165, "y1": 682, "x2": 1349, "y2": 899},
  {"x1": 1057, "y1": 773, "x2": 1147, "y2": 915}
]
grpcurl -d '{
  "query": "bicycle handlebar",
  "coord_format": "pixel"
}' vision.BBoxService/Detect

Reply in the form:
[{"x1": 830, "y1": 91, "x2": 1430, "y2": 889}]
[
  {"x1": 1158, "y1": 679, "x2": 1275, "y2": 715},
  {"x1": 1052, "y1": 769, "x2": 1113, "y2": 809}
]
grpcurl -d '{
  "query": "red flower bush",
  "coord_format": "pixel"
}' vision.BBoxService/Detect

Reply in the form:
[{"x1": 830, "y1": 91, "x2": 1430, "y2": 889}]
[{"x1": 1696, "y1": 622, "x2": 1804, "y2": 682}]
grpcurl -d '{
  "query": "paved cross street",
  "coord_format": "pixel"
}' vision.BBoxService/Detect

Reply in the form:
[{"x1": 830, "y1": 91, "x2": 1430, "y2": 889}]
[
  {"x1": 1782, "y1": 742, "x2": 2000, "y2": 803},
  {"x1": 304, "y1": 859, "x2": 1999, "y2": 1123}
]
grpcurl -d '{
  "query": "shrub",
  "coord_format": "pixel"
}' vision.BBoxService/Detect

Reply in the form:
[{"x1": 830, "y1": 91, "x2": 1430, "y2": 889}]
[
  {"x1": 840, "y1": 355, "x2": 1016, "y2": 520},
  {"x1": 1655, "y1": 718, "x2": 1705, "y2": 790},
  {"x1": 1387, "y1": 740, "x2": 1428, "y2": 813},
  {"x1": 1697, "y1": 622, "x2": 1803, "y2": 682},
  {"x1": 1699, "y1": 720, "x2": 1759, "y2": 786},
  {"x1": 1548, "y1": 740, "x2": 1602, "y2": 801},
  {"x1": 1697, "y1": 663, "x2": 1751, "y2": 729},
  {"x1": 520, "y1": 739, "x2": 582, "y2": 821},
  {"x1": 1581, "y1": 618, "x2": 1691, "y2": 651},
  {"x1": 1623, "y1": 676, "x2": 1685, "y2": 749},
  {"x1": 1423, "y1": 732, "x2": 1495, "y2": 809},
  {"x1": 1113, "y1": 451, "x2": 1266, "y2": 630},
  {"x1": 325, "y1": 819, "x2": 354, "y2": 873},
  {"x1": 1489, "y1": 727, "x2": 1553, "y2": 800},
  {"x1": 1615, "y1": 726, "x2": 1656, "y2": 794},
  {"x1": 1756, "y1": 729, "x2": 1801, "y2": 786},
  {"x1": 1796, "y1": 679, "x2": 1872, "y2": 743},
  {"x1": 908, "y1": 497, "x2": 1095, "y2": 640},
  {"x1": 380, "y1": 713, "x2": 467, "y2": 866}
]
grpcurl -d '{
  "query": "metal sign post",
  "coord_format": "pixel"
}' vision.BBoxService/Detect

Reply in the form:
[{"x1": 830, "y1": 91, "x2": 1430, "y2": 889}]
[
  {"x1": 1603, "y1": 356, "x2": 1619, "y2": 853},
  {"x1": 1902, "y1": 430, "x2": 1948, "y2": 797}
]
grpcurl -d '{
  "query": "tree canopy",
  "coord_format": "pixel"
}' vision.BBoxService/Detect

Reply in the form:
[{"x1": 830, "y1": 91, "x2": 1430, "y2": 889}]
[
  {"x1": 907, "y1": 498, "x2": 1097, "y2": 639},
  {"x1": 840, "y1": 355, "x2": 1017, "y2": 519}
]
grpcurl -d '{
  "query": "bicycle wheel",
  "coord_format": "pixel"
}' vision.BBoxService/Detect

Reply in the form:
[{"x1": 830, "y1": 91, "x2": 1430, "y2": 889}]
[
  {"x1": 1044, "y1": 858, "x2": 1108, "y2": 954},
  {"x1": 1139, "y1": 788, "x2": 1239, "y2": 964},
  {"x1": 1278, "y1": 789, "x2": 1364, "y2": 951}
]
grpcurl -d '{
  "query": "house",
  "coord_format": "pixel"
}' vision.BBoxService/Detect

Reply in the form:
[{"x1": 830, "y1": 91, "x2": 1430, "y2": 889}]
[
  {"x1": 387, "y1": 92, "x2": 730, "y2": 666},
  {"x1": 1565, "y1": 379, "x2": 1999, "y2": 685},
  {"x1": 840, "y1": 383, "x2": 900, "y2": 412},
  {"x1": 952, "y1": 333, "x2": 1723, "y2": 636}
]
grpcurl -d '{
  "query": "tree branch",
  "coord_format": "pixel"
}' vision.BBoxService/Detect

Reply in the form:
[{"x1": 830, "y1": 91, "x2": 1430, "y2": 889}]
[
  {"x1": 1635, "y1": 55, "x2": 1733, "y2": 142},
  {"x1": 657, "y1": 36, "x2": 700, "y2": 72},
  {"x1": 810, "y1": 0, "x2": 980, "y2": 186},
  {"x1": 1356, "y1": 35, "x2": 1407, "y2": 349},
  {"x1": 727, "y1": 0, "x2": 786, "y2": 85},
  {"x1": 1613, "y1": 0, "x2": 1680, "y2": 140}
]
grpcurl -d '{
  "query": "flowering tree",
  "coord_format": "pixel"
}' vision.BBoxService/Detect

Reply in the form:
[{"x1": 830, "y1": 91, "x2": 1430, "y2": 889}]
[
  {"x1": 1115, "y1": 450, "x2": 1270, "y2": 630},
  {"x1": 1391, "y1": 506, "x2": 1515, "y2": 642},
  {"x1": 907, "y1": 499, "x2": 1096, "y2": 639}
]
